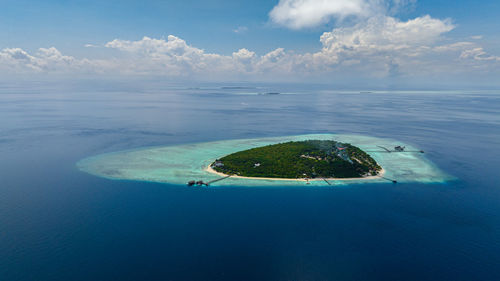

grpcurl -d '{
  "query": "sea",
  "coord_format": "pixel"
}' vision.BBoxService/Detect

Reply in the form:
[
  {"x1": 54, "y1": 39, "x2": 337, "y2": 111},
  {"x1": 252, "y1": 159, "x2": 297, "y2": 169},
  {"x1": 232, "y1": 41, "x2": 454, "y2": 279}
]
[{"x1": 1, "y1": 81, "x2": 499, "y2": 281}]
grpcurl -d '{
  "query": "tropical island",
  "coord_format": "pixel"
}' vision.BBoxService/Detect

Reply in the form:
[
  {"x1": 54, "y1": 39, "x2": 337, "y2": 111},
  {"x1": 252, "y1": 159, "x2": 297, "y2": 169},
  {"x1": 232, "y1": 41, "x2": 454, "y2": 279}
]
[
  {"x1": 78, "y1": 134, "x2": 450, "y2": 186},
  {"x1": 209, "y1": 140, "x2": 382, "y2": 180}
]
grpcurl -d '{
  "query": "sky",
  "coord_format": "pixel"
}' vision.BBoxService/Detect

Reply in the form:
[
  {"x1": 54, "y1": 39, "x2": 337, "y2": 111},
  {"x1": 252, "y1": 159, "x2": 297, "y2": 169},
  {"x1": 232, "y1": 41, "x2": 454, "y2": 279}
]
[{"x1": 1, "y1": 0, "x2": 499, "y2": 86}]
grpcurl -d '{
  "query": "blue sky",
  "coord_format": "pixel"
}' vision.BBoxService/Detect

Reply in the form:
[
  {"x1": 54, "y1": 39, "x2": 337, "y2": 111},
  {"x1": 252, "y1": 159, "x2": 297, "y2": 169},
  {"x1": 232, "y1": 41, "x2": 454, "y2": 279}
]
[
  {"x1": 1, "y1": 0, "x2": 499, "y2": 85},
  {"x1": 2, "y1": 0, "x2": 499, "y2": 54},
  {"x1": 1, "y1": 0, "x2": 322, "y2": 55}
]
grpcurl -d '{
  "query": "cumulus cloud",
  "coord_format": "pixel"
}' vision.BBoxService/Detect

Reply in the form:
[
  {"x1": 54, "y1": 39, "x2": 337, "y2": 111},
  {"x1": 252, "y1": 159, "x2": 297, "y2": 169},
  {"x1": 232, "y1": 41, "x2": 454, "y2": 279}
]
[
  {"x1": 318, "y1": 15, "x2": 454, "y2": 57},
  {"x1": 269, "y1": 0, "x2": 426, "y2": 30},
  {"x1": 106, "y1": 35, "x2": 201, "y2": 56},
  {"x1": 269, "y1": 0, "x2": 376, "y2": 29},
  {"x1": 0, "y1": 15, "x2": 498, "y2": 80},
  {"x1": 315, "y1": 16, "x2": 455, "y2": 76},
  {"x1": 1, "y1": 0, "x2": 499, "y2": 83},
  {"x1": 0, "y1": 47, "x2": 88, "y2": 73},
  {"x1": 232, "y1": 48, "x2": 256, "y2": 71},
  {"x1": 104, "y1": 36, "x2": 222, "y2": 75},
  {"x1": 0, "y1": 48, "x2": 41, "y2": 71},
  {"x1": 232, "y1": 48, "x2": 256, "y2": 61}
]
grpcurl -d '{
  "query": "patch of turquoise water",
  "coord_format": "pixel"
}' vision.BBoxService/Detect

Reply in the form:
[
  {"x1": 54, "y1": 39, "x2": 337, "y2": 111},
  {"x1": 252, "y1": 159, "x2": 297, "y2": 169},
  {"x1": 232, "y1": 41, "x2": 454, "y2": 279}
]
[{"x1": 76, "y1": 134, "x2": 453, "y2": 187}]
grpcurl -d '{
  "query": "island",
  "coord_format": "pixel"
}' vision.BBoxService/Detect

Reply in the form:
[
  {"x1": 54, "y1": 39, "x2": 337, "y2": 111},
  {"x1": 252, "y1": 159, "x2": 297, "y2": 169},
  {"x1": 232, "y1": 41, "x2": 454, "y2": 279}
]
[
  {"x1": 208, "y1": 140, "x2": 382, "y2": 180},
  {"x1": 78, "y1": 133, "x2": 451, "y2": 186}
]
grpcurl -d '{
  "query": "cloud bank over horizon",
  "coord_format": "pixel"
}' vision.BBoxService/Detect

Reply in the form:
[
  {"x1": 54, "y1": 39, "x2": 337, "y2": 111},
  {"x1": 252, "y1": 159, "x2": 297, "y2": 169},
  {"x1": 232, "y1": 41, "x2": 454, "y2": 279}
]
[{"x1": 0, "y1": 0, "x2": 499, "y2": 83}]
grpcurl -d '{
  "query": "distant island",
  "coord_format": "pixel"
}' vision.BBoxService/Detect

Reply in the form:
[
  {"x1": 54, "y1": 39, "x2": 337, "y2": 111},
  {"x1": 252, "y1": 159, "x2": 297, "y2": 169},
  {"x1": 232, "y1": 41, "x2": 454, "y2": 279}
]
[{"x1": 208, "y1": 140, "x2": 382, "y2": 180}]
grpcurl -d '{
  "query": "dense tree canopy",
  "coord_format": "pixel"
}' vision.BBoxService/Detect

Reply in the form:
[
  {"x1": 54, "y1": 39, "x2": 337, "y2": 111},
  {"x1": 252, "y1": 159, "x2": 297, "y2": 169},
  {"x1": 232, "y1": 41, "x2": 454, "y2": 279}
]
[{"x1": 212, "y1": 140, "x2": 381, "y2": 178}]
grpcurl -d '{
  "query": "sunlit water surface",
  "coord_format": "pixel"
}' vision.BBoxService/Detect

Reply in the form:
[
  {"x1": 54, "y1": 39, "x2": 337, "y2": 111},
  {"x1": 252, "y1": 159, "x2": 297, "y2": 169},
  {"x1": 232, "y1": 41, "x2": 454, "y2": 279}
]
[{"x1": 1, "y1": 83, "x2": 500, "y2": 280}]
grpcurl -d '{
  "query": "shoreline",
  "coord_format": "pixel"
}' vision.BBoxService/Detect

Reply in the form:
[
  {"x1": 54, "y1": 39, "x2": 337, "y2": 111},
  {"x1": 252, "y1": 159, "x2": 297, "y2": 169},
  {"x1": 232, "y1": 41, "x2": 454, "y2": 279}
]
[
  {"x1": 205, "y1": 164, "x2": 386, "y2": 182},
  {"x1": 77, "y1": 133, "x2": 450, "y2": 186}
]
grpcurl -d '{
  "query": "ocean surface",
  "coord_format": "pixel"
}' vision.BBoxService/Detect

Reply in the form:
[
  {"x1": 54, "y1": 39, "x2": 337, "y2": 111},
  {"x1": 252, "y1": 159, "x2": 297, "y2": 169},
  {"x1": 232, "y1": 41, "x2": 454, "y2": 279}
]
[{"x1": 1, "y1": 82, "x2": 500, "y2": 280}]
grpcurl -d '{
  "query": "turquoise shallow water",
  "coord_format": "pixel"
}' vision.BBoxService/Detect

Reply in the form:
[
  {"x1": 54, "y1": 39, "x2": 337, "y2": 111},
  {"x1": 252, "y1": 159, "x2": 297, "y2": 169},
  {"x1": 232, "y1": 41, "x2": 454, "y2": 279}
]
[{"x1": 77, "y1": 134, "x2": 452, "y2": 186}]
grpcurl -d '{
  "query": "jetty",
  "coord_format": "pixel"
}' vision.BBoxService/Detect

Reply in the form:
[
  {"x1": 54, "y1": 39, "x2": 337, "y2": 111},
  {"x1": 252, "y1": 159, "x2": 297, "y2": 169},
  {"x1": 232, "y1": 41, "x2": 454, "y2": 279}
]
[
  {"x1": 381, "y1": 176, "x2": 398, "y2": 184},
  {"x1": 368, "y1": 145, "x2": 424, "y2": 153},
  {"x1": 206, "y1": 175, "x2": 231, "y2": 185},
  {"x1": 321, "y1": 178, "x2": 332, "y2": 185},
  {"x1": 377, "y1": 145, "x2": 392, "y2": 152},
  {"x1": 187, "y1": 175, "x2": 231, "y2": 187}
]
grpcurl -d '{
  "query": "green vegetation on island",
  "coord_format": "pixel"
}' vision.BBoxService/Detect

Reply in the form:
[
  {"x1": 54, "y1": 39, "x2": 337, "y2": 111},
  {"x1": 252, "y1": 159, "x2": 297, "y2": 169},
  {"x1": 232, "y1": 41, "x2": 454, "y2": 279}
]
[{"x1": 211, "y1": 140, "x2": 382, "y2": 179}]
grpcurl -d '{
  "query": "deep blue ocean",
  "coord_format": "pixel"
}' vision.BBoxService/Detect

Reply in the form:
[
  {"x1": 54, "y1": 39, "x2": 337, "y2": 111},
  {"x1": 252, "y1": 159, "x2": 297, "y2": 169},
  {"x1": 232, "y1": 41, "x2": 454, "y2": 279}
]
[{"x1": 1, "y1": 81, "x2": 500, "y2": 281}]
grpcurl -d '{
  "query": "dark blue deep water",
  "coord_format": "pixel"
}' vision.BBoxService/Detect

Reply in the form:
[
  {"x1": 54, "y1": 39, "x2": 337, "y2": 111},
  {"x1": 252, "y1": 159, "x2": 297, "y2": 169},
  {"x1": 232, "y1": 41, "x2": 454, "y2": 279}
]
[{"x1": 1, "y1": 82, "x2": 500, "y2": 280}]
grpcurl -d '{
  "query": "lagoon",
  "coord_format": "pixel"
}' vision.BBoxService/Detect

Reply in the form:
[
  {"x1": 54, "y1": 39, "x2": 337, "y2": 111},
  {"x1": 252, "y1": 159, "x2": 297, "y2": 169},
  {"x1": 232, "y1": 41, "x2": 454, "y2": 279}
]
[{"x1": 78, "y1": 134, "x2": 452, "y2": 186}]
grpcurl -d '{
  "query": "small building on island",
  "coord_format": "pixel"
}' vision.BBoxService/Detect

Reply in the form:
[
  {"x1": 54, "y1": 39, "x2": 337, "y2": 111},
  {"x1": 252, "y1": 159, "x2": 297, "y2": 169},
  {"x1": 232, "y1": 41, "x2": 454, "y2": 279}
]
[{"x1": 213, "y1": 160, "x2": 224, "y2": 167}]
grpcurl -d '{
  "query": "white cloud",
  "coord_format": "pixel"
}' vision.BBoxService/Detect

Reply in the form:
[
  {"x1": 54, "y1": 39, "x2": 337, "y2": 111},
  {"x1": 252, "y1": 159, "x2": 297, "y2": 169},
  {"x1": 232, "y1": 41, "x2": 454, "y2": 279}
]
[
  {"x1": 259, "y1": 48, "x2": 287, "y2": 66},
  {"x1": 300, "y1": 15, "x2": 466, "y2": 77},
  {"x1": 233, "y1": 26, "x2": 248, "y2": 33},
  {"x1": 268, "y1": 0, "x2": 426, "y2": 30},
  {"x1": 36, "y1": 47, "x2": 76, "y2": 70},
  {"x1": 275, "y1": 14, "x2": 457, "y2": 77},
  {"x1": 0, "y1": 15, "x2": 498, "y2": 81},
  {"x1": 433, "y1": 41, "x2": 475, "y2": 52},
  {"x1": 105, "y1": 35, "x2": 202, "y2": 56},
  {"x1": 1, "y1": 0, "x2": 498, "y2": 83},
  {"x1": 269, "y1": 0, "x2": 376, "y2": 29},
  {"x1": 233, "y1": 48, "x2": 256, "y2": 61},
  {"x1": 319, "y1": 15, "x2": 454, "y2": 55},
  {"x1": 103, "y1": 36, "x2": 233, "y2": 75},
  {"x1": 460, "y1": 47, "x2": 500, "y2": 62},
  {"x1": 0, "y1": 48, "x2": 41, "y2": 71},
  {"x1": 232, "y1": 48, "x2": 256, "y2": 71},
  {"x1": 0, "y1": 47, "x2": 86, "y2": 73}
]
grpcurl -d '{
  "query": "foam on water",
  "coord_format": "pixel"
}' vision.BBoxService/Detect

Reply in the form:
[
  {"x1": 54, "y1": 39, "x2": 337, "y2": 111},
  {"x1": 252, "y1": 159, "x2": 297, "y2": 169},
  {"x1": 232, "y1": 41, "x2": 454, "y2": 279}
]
[{"x1": 77, "y1": 134, "x2": 452, "y2": 187}]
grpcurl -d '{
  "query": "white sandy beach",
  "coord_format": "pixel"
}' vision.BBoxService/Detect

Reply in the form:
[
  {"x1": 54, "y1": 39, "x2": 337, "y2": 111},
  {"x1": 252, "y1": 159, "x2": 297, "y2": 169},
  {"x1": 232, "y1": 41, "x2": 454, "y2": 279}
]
[{"x1": 205, "y1": 164, "x2": 386, "y2": 182}]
